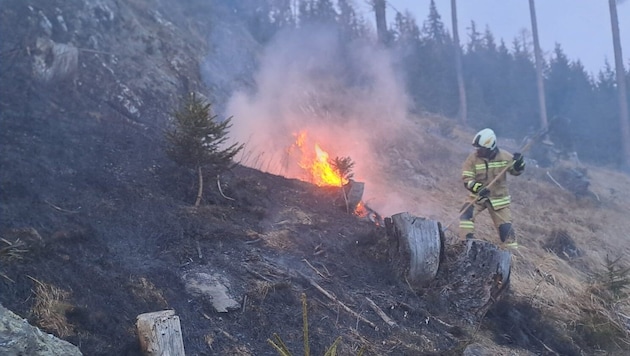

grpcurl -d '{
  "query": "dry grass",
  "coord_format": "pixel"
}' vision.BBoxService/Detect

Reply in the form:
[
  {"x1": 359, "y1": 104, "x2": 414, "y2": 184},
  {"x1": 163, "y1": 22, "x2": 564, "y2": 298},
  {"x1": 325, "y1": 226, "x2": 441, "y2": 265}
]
[
  {"x1": 262, "y1": 229, "x2": 296, "y2": 250},
  {"x1": 1, "y1": 237, "x2": 29, "y2": 282},
  {"x1": 28, "y1": 276, "x2": 75, "y2": 337},
  {"x1": 0, "y1": 227, "x2": 38, "y2": 263},
  {"x1": 0, "y1": 237, "x2": 29, "y2": 262},
  {"x1": 250, "y1": 280, "x2": 274, "y2": 300},
  {"x1": 237, "y1": 109, "x2": 630, "y2": 351},
  {"x1": 378, "y1": 115, "x2": 630, "y2": 350},
  {"x1": 129, "y1": 276, "x2": 169, "y2": 308}
]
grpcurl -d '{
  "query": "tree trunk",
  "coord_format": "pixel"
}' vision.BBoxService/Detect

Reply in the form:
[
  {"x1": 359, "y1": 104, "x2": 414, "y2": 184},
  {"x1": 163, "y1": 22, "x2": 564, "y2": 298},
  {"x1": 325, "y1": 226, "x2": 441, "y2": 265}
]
[
  {"x1": 136, "y1": 310, "x2": 186, "y2": 356},
  {"x1": 608, "y1": 0, "x2": 630, "y2": 171},
  {"x1": 528, "y1": 0, "x2": 549, "y2": 131},
  {"x1": 195, "y1": 166, "x2": 203, "y2": 207},
  {"x1": 373, "y1": 0, "x2": 387, "y2": 45},
  {"x1": 451, "y1": 0, "x2": 467, "y2": 124}
]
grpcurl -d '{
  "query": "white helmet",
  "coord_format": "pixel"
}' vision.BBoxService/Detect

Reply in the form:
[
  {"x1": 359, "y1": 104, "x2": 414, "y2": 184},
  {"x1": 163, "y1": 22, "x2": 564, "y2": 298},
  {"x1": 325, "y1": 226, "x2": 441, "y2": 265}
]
[{"x1": 472, "y1": 128, "x2": 497, "y2": 150}]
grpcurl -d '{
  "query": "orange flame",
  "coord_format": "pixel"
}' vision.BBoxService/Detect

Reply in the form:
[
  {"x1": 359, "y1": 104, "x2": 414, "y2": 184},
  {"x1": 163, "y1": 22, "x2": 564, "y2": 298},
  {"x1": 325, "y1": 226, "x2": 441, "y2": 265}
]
[
  {"x1": 292, "y1": 131, "x2": 347, "y2": 187},
  {"x1": 354, "y1": 201, "x2": 381, "y2": 225}
]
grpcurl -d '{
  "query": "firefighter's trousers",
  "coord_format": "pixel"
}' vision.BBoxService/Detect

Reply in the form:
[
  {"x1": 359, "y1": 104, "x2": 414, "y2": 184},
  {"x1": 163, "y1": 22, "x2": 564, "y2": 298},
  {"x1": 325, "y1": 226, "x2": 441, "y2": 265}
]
[{"x1": 459, "y1": 199, "x2": 512, "y2": 241}]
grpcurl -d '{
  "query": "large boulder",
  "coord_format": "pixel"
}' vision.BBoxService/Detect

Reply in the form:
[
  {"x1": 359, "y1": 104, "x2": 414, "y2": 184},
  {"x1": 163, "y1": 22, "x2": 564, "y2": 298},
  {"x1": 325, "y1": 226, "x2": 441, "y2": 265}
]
[{"x1": 0, "y1": 303, "x2": 82, "y2": 356}]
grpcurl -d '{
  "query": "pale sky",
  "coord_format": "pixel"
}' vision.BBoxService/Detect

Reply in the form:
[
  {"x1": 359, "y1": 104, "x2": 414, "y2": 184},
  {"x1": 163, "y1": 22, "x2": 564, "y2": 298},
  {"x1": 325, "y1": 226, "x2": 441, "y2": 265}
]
[{"x1": 359, "y1": 0, "x2": 630, "y2": 76}]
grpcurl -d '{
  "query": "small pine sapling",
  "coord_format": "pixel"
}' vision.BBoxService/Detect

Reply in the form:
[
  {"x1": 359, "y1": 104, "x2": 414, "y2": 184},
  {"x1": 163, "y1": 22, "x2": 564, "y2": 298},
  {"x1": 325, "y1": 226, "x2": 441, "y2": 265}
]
[
  {"x1": 332, "y1": 156, "x2": 355, "y2": 213},
  {"x1": 165, "y1": 93, "x2": 243, "y2": 206}
]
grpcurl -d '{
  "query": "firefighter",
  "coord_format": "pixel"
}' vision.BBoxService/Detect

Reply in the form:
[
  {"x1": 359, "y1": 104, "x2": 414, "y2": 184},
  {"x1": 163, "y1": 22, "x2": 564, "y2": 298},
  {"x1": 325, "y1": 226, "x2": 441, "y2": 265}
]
[{"x1": 459, "y1": 128, "x2": 525, "y2": 248}]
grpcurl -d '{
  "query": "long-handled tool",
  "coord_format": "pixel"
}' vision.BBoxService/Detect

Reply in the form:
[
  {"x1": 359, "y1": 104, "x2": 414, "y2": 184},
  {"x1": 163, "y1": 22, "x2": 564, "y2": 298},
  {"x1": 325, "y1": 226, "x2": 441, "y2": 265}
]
[{"x1": 442, "y1": 125, "x2": 551, "y2": 234}]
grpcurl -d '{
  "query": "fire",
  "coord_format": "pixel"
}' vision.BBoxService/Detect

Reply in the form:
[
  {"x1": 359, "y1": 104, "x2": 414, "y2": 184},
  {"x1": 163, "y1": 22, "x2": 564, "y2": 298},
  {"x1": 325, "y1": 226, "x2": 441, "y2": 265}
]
[
  {"x1": 354, "y1": 201, "x2": 368, "y2": 217},
  {"x1": 287, "y1": 130, "x2": 380, "y2": 223},
  {"x1": 292, "y1": 131, "x2": 348, "y2": 187},
  {"x1": 354, "y1": 201, "x2": 382, "y2": 226}
]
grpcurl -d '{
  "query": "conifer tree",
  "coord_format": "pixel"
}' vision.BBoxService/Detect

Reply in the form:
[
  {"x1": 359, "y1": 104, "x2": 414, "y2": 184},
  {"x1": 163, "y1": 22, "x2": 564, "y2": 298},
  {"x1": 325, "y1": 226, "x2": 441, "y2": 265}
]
[
  {"x1": 332, "y1": 156, "x2": 355, "y2": 213},
  {"x1": 165, "y1": 93, "x2": 243, "y2": 206}
]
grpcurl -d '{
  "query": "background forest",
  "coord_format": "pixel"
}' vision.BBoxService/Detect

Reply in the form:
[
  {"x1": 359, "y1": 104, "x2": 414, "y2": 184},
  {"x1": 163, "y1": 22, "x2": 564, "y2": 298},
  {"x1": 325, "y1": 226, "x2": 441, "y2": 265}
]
[{"x1": 231, "y1": 0, "x2": 630, "y2": 168}]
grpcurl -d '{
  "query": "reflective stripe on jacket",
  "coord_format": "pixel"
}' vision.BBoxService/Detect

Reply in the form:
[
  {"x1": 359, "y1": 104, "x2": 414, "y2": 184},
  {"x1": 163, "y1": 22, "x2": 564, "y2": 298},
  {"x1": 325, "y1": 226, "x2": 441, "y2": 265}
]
[{"x1": 461, "y1": 148, "x2": 522, "y2": 209}]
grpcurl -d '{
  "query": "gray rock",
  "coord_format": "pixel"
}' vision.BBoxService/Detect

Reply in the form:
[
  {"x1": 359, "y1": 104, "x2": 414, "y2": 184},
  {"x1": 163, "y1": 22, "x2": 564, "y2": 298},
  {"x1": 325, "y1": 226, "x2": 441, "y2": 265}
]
[
  {"x1": 183, "y1": 272, "x2": 240, "y2": 313},
  {"x1": 0, "y1": 303, "x2": 82, "y2": 356},
  {"x1": 32, "y1": 38, "x2": 79, "y2": 82}
]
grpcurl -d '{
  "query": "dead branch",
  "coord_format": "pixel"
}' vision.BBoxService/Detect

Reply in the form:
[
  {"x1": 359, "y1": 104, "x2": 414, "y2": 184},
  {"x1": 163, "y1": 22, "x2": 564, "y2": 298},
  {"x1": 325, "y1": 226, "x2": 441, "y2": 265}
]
[
  {"x1": 44, "y1": 200, "x2": 80, "y2": 214},
  {"x1": 1, "y1": 271, "x2": 14, "y2": 283},
  {"x1": 244, "y1": 237, "x2": 263, "y2": 245},
  {"x1": 196, "y1": 240, "x2": 203, "y2": 260},
  {"x1": 298, "y1": 271, "x2": 377, "y2": 329},
  {"x1": 0, "y1": 238, "x2": 28, "y2": 261},
  {"x1": 530, "y1": 332, "x2": 560, "y2": 355},
  {"x1": 241, "y1": 295, "x2": 247, "y2": 313},
  {"x1": 545, "y1": 171, "x2": 567, "y2": 191},
  {"x1": 365, "y1": 297, "x2": 397, "y2": 327},
  {"x1": 219, "y1": 328, "x2": 238, "y2": 342},
  {"x1": 216, "y1": 175, "x2": 235, "y2": 201},
  {"x1": 429, "y1": 316, "x2": 454, "y2": 328},
  {"x1": 77, "y1": 47, "x2": 114, "y2": 55},
  {"x1": 245, "y1": 267, "x2": 273, "y2": 283},
  {"x1": 303, "y1": 259, "x2": 327, "y2": 279}
]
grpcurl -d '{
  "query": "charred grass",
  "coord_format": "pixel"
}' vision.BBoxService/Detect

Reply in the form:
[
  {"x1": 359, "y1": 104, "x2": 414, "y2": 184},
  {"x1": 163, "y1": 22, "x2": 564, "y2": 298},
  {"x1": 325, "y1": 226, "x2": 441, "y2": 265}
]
[{"x1": 2, "y1": 103, "x2": 630, "y2": 355}]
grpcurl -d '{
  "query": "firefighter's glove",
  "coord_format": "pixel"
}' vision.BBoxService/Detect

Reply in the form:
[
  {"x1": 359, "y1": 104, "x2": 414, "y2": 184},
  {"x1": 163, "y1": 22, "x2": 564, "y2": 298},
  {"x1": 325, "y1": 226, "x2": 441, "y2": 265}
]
[
  {"x1": 465, "y1": 180, "x2": 484, "y2": 194},
  {"x1": 478, "y1": 187, "x2": 490, "y2": 198},
  {"x1": 513, "y1": 152, "x2": 525, "y2": 172}
]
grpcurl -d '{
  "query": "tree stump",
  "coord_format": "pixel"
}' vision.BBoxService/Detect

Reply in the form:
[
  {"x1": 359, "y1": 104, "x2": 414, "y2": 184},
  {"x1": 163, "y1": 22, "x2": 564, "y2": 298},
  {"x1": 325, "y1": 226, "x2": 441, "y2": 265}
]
[
  {"x1": 336, "y1": 179, "x2": 364, "y2": 212},
  {"x1": 443, "y1": 239, "x2": 512, "y2": 323},
  {"x1": 387, "y1": 212, "x2": 443, "y2": 287},
  {"x1": 136, "y1": 310, "x2": 186, "y2": 356}
]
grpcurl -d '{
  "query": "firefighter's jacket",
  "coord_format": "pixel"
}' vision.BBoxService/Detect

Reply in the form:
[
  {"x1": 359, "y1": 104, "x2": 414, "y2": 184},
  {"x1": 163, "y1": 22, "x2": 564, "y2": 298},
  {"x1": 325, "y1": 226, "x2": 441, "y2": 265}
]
[{"x1": 461, "y1": 148, "x2": 522, "y2": 210}]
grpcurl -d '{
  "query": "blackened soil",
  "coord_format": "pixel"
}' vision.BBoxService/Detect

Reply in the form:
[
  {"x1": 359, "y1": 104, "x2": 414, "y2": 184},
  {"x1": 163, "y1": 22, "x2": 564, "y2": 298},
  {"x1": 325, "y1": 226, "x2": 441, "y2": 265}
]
[
  {"x1": 0, "y1": 108, "x2": 590, "y2": 355},
  {"x1": 0, "y1": 104, "x2": 462, "y2": 355}
]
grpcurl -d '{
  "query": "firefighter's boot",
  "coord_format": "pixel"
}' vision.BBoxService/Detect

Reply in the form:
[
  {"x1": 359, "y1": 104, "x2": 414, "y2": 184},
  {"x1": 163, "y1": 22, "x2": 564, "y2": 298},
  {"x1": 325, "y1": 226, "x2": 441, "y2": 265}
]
[{"x1": 499, "y1": 223, "x2": 518, "y2": 249}]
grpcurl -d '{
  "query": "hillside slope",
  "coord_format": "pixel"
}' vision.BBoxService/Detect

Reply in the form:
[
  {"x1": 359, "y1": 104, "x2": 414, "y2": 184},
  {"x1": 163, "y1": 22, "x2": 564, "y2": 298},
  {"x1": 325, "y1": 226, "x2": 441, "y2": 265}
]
[{"x1": 1, "y1": 1, "x2": 630, "y2": 355}]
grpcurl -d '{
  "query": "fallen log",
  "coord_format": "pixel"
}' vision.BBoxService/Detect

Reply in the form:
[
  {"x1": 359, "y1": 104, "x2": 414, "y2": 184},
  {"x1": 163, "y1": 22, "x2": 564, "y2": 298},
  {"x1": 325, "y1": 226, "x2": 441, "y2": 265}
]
[
  {"x1": 387, "y1": 212, "x2": 443, "y2": 288},
  {"x1": 136, "y1": 310, "x2": 185, "y2": 356}
]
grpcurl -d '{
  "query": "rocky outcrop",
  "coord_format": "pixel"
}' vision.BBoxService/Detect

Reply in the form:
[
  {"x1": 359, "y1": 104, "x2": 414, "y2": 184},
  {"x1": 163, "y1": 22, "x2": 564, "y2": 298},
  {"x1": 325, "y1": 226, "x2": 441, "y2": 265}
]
[
  {"x1": 0, "y1": 2, "x2": 259, "y2": 354},
  {"x1": 1, "y1": 0, "x2": 218, "y2": 129},
  {"x1": 0, "y1": 303, "x2": 82, "y2": 356}
]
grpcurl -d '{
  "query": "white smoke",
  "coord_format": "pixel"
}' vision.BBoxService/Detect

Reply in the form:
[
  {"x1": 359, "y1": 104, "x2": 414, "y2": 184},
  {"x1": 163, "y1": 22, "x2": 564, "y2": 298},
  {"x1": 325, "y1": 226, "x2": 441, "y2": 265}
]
[{"x1": 226, "y1": 25, "x2": 413, "y2": 216}]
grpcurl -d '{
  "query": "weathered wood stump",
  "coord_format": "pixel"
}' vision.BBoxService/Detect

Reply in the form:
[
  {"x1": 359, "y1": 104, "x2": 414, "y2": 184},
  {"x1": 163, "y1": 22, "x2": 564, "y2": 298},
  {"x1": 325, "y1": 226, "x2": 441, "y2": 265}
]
[
  {"x1": 136, "y1": 310, "x2": 186, "y2": 356},
  {"x1": 444, "y1": 239, "x2": 512, "y2": 323},
  {"x1": 387, "y1": 212, "x2": 443, "y2": 287},
  {"x1": 335, "y1": 179, "x2": 364, "y2": 212}
]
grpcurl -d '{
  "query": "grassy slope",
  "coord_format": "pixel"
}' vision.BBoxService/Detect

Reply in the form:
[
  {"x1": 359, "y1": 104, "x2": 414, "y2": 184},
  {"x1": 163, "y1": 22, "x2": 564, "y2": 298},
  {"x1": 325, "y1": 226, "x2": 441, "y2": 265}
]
[{"x1": 374, "y1": 114, "x2": 630, "y2": 352}]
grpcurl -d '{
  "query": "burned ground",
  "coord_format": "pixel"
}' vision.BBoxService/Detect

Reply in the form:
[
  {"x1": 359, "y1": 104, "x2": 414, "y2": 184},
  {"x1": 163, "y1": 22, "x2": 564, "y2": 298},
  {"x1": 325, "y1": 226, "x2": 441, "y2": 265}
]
[
  {"x1": 0, "y1": 120, "x2": 461, "y2": 356},
  {"x1": 0, "y1": 107, "x2": 605, "y2": 355},
  {"x1": 2, "y1": 1, "x2": 630, "y2": 355},
  {"x1": 0, "y1": 99, "x2": 569, "y2": 355}
]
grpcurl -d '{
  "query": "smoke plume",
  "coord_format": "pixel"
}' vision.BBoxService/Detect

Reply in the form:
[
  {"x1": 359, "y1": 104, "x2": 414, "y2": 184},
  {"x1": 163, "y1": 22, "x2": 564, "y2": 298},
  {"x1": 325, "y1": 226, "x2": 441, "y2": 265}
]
[{"x1": 225, "y1": 25, "x2": 413, "y2": 216}]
